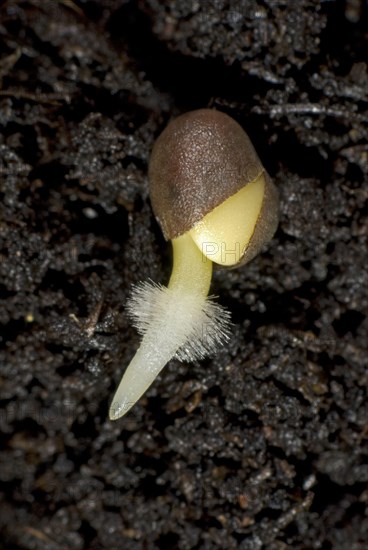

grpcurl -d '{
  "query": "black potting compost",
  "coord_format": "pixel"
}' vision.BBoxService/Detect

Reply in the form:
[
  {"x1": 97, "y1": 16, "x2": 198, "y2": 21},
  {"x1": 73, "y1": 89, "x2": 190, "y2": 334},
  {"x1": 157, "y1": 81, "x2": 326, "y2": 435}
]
[{"x1": 0, "y1": 1, "x2": 367, "y2": 549}]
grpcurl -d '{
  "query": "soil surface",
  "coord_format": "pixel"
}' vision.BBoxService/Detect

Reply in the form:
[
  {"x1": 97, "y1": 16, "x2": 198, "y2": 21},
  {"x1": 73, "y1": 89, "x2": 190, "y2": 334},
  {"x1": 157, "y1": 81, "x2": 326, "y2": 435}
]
[{"x1": 0, "y1": 1, "x2": 367, "y2": 549}]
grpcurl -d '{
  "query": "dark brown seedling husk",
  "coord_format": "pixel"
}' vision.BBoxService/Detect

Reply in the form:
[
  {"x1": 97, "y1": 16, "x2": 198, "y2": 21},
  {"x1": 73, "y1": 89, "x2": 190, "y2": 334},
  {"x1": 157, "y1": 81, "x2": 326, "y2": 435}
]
[{"x1": 149, "y1": 109, "x2": 278, "y2": 256}]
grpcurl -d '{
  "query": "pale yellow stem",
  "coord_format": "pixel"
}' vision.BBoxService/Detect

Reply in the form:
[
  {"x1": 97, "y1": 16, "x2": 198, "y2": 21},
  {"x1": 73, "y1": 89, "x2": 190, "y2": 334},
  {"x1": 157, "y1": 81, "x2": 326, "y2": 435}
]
[{"x1": 168, "y1": 232, "x2": 213, "y2": 296}]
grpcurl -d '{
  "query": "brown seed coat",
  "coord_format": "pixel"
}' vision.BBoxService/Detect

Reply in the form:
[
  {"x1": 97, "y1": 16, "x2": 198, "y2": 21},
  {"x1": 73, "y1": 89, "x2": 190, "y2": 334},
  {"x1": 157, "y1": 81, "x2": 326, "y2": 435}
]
[{"x1": 149, "y1": 109, "x2": 279, "y2": 264}]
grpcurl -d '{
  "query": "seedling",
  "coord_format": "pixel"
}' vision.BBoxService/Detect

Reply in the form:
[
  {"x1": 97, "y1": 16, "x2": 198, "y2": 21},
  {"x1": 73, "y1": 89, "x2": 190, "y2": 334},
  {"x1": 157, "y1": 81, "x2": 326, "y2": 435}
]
[{"x1": 110, "y1": 109, "x2": 279, "y2": 420}]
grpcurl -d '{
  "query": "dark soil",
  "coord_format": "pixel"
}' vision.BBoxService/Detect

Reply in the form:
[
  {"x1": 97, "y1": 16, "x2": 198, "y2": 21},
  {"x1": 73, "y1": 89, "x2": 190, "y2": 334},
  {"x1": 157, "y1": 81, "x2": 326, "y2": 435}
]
[{"x1": 0, "y1": 1, "x2": 367, "y2": 549}]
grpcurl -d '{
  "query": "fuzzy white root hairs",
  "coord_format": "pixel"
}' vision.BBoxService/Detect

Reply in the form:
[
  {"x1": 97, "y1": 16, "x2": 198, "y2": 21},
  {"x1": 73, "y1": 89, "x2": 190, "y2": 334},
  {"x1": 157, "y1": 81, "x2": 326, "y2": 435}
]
[{"x1": 109, "y1": 281, "x2": 232, "y2": 420}]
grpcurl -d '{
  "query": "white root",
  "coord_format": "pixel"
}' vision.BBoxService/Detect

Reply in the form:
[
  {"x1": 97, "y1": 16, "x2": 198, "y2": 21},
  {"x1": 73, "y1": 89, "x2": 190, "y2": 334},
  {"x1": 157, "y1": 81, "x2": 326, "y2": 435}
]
[{"x1": 109, "y1": 281, "x2": 231, "y2": 420}]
